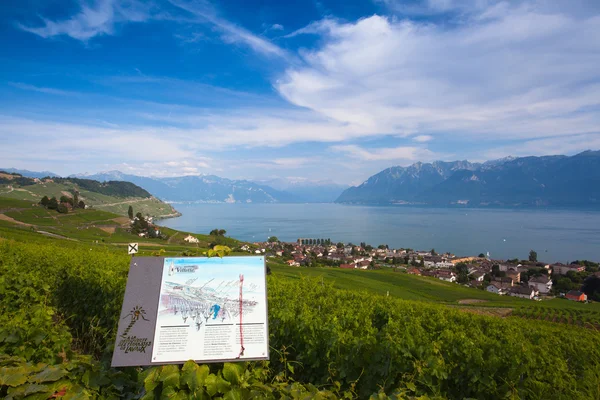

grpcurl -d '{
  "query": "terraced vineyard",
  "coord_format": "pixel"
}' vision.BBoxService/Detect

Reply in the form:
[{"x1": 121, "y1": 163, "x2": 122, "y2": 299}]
[{"x1": 512, "y1": 307, "x2": 600, "y2": 330}]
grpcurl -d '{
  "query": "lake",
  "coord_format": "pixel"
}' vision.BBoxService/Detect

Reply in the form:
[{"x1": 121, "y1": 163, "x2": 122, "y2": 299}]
[{"x1": 158, "y1": 203, "x2": 600, "y2": 263}]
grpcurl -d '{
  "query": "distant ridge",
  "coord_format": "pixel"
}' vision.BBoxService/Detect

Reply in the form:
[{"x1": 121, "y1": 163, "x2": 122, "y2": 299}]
[
  {"x1": 336, "y1": 151, "x2": 600, "y2": 207},
  {"x1": 71, "y1": 171, "x2": 298, "y2": 203},
  {"x1": 0, "y1": 168, "x2": 58, "y2": 179}
]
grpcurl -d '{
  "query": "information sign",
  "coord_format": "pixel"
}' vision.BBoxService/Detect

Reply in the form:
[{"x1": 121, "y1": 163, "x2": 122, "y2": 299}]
[{"x1": 111, "y1": 256, "x2": 268, "y2": 367}]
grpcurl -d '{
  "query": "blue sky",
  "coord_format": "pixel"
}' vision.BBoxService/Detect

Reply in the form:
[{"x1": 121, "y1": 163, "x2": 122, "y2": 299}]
[{"x1": 1, "y1": 0, "x2": 599, "y2": 184}]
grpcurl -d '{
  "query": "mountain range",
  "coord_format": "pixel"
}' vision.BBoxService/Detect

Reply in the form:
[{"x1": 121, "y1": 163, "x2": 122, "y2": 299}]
[
  {"x1": 68, "y1": 171, "x2": 347, "y2": 203},
  {"x1": 336, "y1": 151, "x2": 600, "y2": 207},
  {"x1": 6, "y1": 150, "x2": 600, "y2": 207}
]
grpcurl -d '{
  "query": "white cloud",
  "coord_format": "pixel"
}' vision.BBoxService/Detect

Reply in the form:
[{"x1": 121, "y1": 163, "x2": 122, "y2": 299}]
[
  {"x1": 111, "y1": 159, "x2": 211, "y2": 177},
  {"x1": 412, "y1": 135, "x2": 433, "y2": 143},
  {"x1": 330, "y1": 144, "x2": 435, "y2": 162},
  {"x1": 276, "y1": 4, "x2": 600, "y2": 144},
  {"x1": 269, "y1": 23, "x2": 284, "y2": 31},
  {"x1": 17, "y1": 0, "x2": 154, "y2": 41}
]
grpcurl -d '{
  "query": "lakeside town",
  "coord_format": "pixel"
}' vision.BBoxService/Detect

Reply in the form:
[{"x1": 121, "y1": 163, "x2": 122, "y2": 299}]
[{"x1": 215, "y1": 236, "x2": 600, "y2": 303}]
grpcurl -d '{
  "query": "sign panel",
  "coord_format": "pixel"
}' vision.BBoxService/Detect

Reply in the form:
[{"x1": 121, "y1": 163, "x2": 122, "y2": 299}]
[
  {"x1": 128, "y1": 243, "x2": 138, "y2": 255},
  {"x1": 111, "y1": 256, "x2": 268, "y2": 367}
]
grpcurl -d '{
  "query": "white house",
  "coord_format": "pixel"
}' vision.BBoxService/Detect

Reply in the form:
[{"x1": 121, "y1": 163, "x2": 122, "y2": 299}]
[
  {"x1": 183, "y1": 235, "x2": 199, "y2": 244},
  {"x1": 509, "y1": 286, "x2": 538, "y2": 299},
  {"x1": 471, "y1": 271, "x2": 486, "y2": 282},
  {"x1": 528, "y1": 275, "x2": 553, "y2": 294},
  {"x1": 486, "y1": 283, "x2": 508, "y2": 295},
  {"x1": 437, "y1": 270, "x2": 456, "y2": 282},
  {"x1": 436, "y1": 261, "x2": 454, "y2": 268}
]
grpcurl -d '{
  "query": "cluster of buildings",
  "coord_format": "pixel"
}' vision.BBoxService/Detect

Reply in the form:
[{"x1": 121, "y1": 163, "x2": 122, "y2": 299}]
[{"x1": 244, "y1": 239, "x2": 594, "y2": 302}]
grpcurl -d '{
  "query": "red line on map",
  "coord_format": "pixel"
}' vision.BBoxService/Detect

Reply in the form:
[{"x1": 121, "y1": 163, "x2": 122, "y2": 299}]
[{"x1": 237, "y1": 274, "x2": 245, "y2": 358}]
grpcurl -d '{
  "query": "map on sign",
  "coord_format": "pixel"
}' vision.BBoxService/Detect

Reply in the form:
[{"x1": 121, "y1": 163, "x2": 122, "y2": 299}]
[
  {"x1": 150, "y1": 256, "x2": 268, "y2": 363},
  {"x1": 128, "y1": 243, "x2": 138, "y2": 255}
]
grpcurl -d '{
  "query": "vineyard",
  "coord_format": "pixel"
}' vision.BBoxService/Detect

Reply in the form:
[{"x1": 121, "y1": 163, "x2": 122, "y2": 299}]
[
  {"x1": 1, "y1": 238, "x2": 600, "y2": 399},
  {"x1": 512, "y1": 307, "x2": 600, "y2": 330}
]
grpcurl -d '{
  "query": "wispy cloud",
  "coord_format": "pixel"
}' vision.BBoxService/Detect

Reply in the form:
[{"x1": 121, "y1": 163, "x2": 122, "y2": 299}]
[
  {"x1": 8, "y1": 82, "x2": 78, "y2": 96},
  {"x1": 330, "y1": 144, "x2": 435, "y2": 162},
  {"x1": 17, "y1": 0, "x2": 287, "y2": 61},
  {"x1": 167, "y1": 0, "x2": 289, "y2": 59},
  {"x1": 17, "y1": 0, "x2": 154, "y2": 41}
]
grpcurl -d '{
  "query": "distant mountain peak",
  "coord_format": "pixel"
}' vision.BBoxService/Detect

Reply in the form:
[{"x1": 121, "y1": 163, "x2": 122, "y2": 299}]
[{"x1": 336, "y1": 152, "x2": 600, "y2": 206}]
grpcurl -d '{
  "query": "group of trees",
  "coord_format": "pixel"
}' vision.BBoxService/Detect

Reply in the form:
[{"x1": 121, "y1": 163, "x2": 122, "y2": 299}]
[
  {"x1": 40, "y1": 193, "x2": 85, "y2": 214},
  {"x1": 130, "y1": 212, "x2": 162, "y2": 238},
  {"x1": 209, "y1": 229, "x2": 227, "y2": 236},
  {"x1": 553, "y1": 260, "x2": 600, "y2": 300}
]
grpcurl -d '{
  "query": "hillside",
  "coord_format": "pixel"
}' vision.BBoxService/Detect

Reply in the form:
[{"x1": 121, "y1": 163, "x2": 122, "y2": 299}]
[
  {"x1": 336, "y1": 151, "x2": 600, "y2": 207},
  {"x1": 0, "y1": 172, "x2": 179, "y2": 219},
  {"x1": 1, "y1": 223, "x2": 599, "y2": 398},
  {"x1": 0, "y1": 197, "x2": 240, "y2": 256}
]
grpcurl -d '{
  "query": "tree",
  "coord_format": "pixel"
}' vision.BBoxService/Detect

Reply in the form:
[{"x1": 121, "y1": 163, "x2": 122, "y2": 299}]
[
  {"x1": 365, "y1": 245, "x2": 373, "y2": 252},
  {"x1": 57, "y1": 203, "x2": 68, "y2": 214},
  {"x1": 478, "y1": 253, "x2": 486, "y2": 258},
  {"x1": 431, "y1": 248, "x2": 437, "y2": 256},
  {"x1": 48, "y1": 197, "x2": 58, "y2": 210},
  {"x1": 404, "y1": 255, "x2": 410, "y2": 265},
  {"x1": 73, "y1": 192, "x2": 79, "y2": 208},
  {"x1": 336, "y1": 242, "x2": 343, "y2": 249},
  {"x1": 378, "y1": 244, "x2": 387, "y2": 250},
  {"x1": 529, "y1": 250, "x2": 538, "y2": 262},
  {"x1": 128, "y1": 205, "x2": 134, "y2": 219},
  {"x1": 456, "y1": 262, "x2": 469, "y2": 283},
  {"x1": 582, "y1": 276, "x2": 600, "y2": 301},
  {"x1": 491, "y1": 264, "x2": 500, "y2": 276},
  {"x1": 40, "y1": 196, "x2": 50, "y2": 207},
  {"x1": 268, "y1": 236, "x2": 279, "y2": 243},
  {"x1": 78, "y1": 200, "x2": 85, "y2": 209}
]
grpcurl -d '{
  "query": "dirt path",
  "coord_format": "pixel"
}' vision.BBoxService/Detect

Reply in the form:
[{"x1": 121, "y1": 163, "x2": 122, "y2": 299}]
[
  {"x1": 167, "y1": 231, "x2": 179, "y2": 244},
  {"x1": 453, "y1": 306, "x2": 513, "y2": 317},
  {"x1": 95, "y1": 199, "x2": 147, "y2": 207},
  {"x1": 37, "y1": 231, "x2": 78, "y2": 241},
  {"x1": 0, "y1": 213, "x2": 32, "y2": 227},
  {"x1": 458, "y1": 299, "x2": 488, "y2": 305}
]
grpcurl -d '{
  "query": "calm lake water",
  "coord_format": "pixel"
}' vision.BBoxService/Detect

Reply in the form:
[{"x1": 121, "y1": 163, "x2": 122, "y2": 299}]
[{"x1": 158, "y1": 203, "x2": 600, "y2": 263}]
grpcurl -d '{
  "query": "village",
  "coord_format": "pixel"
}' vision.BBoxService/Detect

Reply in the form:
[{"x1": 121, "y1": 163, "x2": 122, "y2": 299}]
[{"x1": 227, "y1": 236, "x2": 600, "y2": 303}]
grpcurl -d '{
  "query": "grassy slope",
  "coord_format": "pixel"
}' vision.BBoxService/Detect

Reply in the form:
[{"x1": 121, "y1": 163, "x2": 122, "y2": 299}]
[
  {"x1": 0, "y1": 197, "x2": 239, "y2": 257},
  {"x1": 268, "y1": 260, "x2": 600, "y2": 314},
  {"x1": 0, "y1": 181, "x2": 179, "y2": 219}
]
